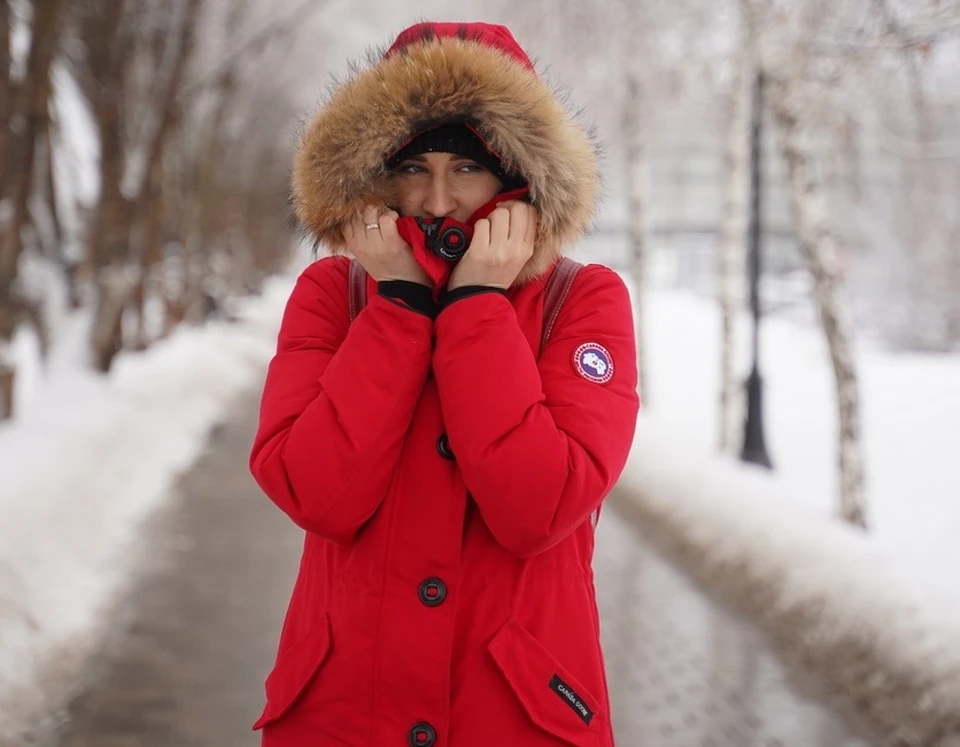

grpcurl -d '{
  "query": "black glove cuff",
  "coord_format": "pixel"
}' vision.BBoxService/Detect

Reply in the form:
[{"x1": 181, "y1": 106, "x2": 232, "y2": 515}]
[
  {"x1": 378, "y1": 280, "x2": 438, "y2": 319},
  {"x1": 440, "y1": 285, "x2": 507, "y2": 310}
]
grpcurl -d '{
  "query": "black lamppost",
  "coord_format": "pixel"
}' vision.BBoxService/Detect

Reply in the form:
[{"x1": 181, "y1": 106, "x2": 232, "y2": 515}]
[{"x1": 740, "y1": 70, "x2": 773, "y2": 469}]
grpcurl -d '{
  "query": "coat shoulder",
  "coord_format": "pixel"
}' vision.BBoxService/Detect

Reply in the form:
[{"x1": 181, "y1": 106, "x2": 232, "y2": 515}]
[
  {"x1": 564, "y1": 263, "x2": 630, "y2": 302},
  {"x1": 299, "y1": 255, "x2": 351, "y2": 287},
  {"x1": 553, "y1": 263, "x2": 634, "y2": 331},
  {"x1": 281, "y1": 256, "x2": 353, "y2": 333}
]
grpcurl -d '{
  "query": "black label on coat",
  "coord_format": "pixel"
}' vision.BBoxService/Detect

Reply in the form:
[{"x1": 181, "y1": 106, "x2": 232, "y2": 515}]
[{"x1": 549, "y1": 674, "x2": 594, "y2": 725}]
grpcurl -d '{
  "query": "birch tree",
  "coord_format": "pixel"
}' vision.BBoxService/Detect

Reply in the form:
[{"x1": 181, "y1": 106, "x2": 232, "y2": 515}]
[
  {"x1": 508, "y1": 0, "x2": 717, "y2": 403},
  {"x1": 763, "y1": 0, "x2": 959, "y2": 523},
  {"x1": 717, "y1": 5, "x2": 753, "y2": 453},
  {"x1": 772, "y1": 87, "x2": 868, "y2": 528},
  {"x1": 745, "y1": 0, "x2": 869, "y2": 527},
  {"x1": 622, "y1": 59, "x2": 650, "y2": 402}
]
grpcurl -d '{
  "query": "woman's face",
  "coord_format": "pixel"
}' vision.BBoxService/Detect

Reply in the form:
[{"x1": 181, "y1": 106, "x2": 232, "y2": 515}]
[{"x1": 391, "y1": 152, "x2": 503, "y2": 222}]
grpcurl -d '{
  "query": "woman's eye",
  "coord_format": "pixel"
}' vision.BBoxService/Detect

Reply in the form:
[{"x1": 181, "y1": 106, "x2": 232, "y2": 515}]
[
  {"x1": 398, "y1": 164, "x2": 425, "y2": 174},
  {"x1": 458, "y1": 163, "x2": 484, "y2": 174}
]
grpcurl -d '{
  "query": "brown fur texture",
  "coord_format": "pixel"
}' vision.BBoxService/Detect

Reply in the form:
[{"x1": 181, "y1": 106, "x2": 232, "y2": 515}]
[{"x1": 292, "y1": 34, "x2": 600, "y2": 283}]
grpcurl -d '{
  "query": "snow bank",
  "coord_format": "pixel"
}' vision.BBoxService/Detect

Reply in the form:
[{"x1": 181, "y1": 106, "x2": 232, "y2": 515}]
[
  {"x1": 614, "y1": 413, "x2": 960, "y2": 746},
  {"x1": 0, "y1": 273, "x2": 294, "y2": 740}
]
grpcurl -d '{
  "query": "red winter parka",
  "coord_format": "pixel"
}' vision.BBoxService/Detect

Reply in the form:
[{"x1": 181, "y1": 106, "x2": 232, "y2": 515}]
[{"x1": 250, "y1": 22, "x2": 640, "y2": 747}]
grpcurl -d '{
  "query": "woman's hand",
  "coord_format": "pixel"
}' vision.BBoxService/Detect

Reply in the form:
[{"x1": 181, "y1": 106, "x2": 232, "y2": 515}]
[
  {"x1": 343, "y1": 205, "x2": 431, "y2": 286},
  {"x1": 448, "y1": 202, "x2": 537, "y2": 291}
]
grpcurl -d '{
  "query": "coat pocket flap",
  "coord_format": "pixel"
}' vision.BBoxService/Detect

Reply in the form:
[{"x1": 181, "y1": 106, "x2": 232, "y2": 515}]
[
  {"x1": 488, "y1": 619, "x2": 601, "y2": 745},
  {"x1": 253, "y1": 612, "x2": 332, "y2": 730}
]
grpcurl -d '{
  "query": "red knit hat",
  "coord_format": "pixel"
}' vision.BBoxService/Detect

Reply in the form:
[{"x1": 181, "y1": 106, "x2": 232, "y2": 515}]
[{"x1": 385, "y1": 22, "x2": 536, "y2": 72}]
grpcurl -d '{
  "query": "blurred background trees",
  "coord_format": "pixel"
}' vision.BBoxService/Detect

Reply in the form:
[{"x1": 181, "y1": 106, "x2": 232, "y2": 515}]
[
  {"x1": 511, "y1": 0, "x2": 959, "y2": 528},
  {"x1": 0, "y1": 0, "x2": 309, "y2": 416},
  {"x1": 0, "y1": 0, "x2": 958, "y2": 525}
]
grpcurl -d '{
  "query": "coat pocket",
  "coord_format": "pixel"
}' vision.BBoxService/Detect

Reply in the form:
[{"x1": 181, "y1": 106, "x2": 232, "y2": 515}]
[
  {"x1": 488, "y1": 618, "x2": 602, "y2": 746},
  {"x1": 253, "y1": 612, "x2": 332, "y2": 730}
]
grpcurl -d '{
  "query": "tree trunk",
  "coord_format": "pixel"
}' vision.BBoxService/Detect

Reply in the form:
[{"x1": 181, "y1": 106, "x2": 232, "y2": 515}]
[
  {"x1": 25, "y1": 124, "x2": 56, "y2": 264},
  {"x1": 182, "y1": 65, "x2": 237, "y2": 319},
  {"x1": 0, "y1": 0, "x2": 70, "y2": 255},
  {"x1": 129, "y1": 271, "x2": 148, "y2": 351},
  {"x1": 0, "y1": 0, "x2": 70, "y2": 419},
  {"x1": 90, "y1": 189, "x2": 133, "y2": 373},
  {"x1": 88, "y1": 114, "x2": 133, "y2": 372},
  {"x1": 137, "y1": 0, "x2": 203, "y2": 203},
  {"x1": 127, "y1": 0, "x2": 204, "y2": 343},
  {"x1": 88, "y1": 99, "x2": 132, "y2": 372},
  {"x1": 950, "y1": 187, "x2": 960, "y2": 348},
  {"x1": 770, "y1": 78, "x2": 868, "y2": 530},
  {"x1": 84, "y1": 0, "x2": 131, "y2": 373},
  {"x1": 0, "y1": 0, "x2": 12, "y2": 184},
  {"x1": 131, "y1": 153, "x2": 167, "y2": 350},
  {"x1": 0, "y1": 303, "x2": 14, "y2": 419},
  {"x1": 622, "y1": 68, "x2": 648, "y2": 402},
  {"x1": 718, "y1": 41, "x2": 752, "y2": 453}
]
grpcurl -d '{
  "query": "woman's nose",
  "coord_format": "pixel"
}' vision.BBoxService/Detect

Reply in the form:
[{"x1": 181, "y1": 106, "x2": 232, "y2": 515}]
[{"x1": 423, "y1": 174, "x2": 456, "y2": 217}]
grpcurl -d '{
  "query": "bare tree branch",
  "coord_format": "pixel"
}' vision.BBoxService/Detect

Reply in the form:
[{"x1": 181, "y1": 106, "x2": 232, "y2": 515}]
[{"x1": 179, "y1": 0, "x2": 327, "y2": 101}]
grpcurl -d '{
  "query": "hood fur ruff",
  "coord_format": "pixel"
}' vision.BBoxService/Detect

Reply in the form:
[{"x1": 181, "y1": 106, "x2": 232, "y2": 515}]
[{"x1": 292, "y1": 32, "x2": 600, "y2": 283}]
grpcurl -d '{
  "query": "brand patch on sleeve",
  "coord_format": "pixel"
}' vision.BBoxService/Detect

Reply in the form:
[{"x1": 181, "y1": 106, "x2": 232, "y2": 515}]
[
  {"x1": 549, "y1": 674, "x2": 594, "y2": 725},
  {"x1": 573, "y1": 342, "x2": 614, "y2": 384}
]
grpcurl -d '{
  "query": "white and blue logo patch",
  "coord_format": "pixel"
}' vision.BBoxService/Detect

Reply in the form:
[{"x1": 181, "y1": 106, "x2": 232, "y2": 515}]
[{"x1": 573, "y1": 342, "x2": 614, "y2": 384}]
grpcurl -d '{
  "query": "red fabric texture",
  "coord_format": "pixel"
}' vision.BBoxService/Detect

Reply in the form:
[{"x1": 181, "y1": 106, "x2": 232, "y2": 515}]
[
  {"x1": 384, "y1": 22, "x2": 536, "y2": 72},
  {"x1": 250, "y1": 19, "x2": 635, "y2": 747},
  {"x1": 396, "y1": 187, "x2": 530, "y2": 291},
  {"x1": 249, "y1": 254, "x2": 639, "y2": 746}
]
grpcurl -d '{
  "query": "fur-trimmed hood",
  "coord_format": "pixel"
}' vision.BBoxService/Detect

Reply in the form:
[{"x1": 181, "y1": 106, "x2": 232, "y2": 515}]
[{"x1": 292, "y1": 22, "x2": 600, "y2": 283}]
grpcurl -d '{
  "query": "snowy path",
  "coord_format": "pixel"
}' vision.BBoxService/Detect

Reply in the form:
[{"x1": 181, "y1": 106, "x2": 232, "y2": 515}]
[
  {"x1": 48, "y1": 388, "x2": 862, "y2": 746},
  {"x1": 595, "y1": 497, "x2": 866, "y2": 747},
  {"x1": 54, "y1": 390, "x2": 301, "y2": 747}
]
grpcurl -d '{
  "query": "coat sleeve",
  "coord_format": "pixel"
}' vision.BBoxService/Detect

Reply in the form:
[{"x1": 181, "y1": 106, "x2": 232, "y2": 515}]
[
  {"x1": 250, "y1": 257, "x2": 433, "y2": 543},
  {"x1": 433, "y1": 265, "x2": 639, "y2": 558}
]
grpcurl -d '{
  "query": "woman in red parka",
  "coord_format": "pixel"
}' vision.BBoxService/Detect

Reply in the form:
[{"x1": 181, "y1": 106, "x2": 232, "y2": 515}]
[{"x1": 249, "y1": 21, "x2": 640, "y2": 747}]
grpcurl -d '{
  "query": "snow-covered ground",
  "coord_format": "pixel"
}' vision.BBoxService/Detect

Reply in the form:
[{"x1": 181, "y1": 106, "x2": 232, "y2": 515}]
[
  {"x1": 0, "y1": 259, "x2": 958, "y2": 735},
  {"x1": 635, "y1": 286, "x2": 960, "y2": 599},
  {"x1": 0, "y1": 271, "x2": 294, "y2": 733},
  {"x1": 609, "y1": 285, "x2": 960, "y2": 742}
]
